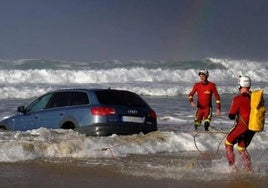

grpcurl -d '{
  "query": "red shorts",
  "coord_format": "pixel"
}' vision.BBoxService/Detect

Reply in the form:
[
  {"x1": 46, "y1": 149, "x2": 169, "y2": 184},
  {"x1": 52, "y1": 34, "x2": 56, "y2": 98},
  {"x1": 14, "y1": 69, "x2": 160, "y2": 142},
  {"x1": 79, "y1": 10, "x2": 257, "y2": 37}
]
[
  {"x1": 226, "y1": 123, "x2": 255, "y2": 149},
  {"x1": 195, "y1": 107, "x2": 212, "y2": 122}
]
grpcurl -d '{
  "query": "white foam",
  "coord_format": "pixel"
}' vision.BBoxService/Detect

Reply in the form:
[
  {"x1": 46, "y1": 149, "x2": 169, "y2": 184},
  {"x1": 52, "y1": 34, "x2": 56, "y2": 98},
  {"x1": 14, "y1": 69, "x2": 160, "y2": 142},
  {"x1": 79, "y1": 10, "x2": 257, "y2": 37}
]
[
  {"x1": 0, "y1": 58, "x2": 268, "y2": 98},
  {"x1": 0, "y1": 128, "x2": 267, "y2": 162}
]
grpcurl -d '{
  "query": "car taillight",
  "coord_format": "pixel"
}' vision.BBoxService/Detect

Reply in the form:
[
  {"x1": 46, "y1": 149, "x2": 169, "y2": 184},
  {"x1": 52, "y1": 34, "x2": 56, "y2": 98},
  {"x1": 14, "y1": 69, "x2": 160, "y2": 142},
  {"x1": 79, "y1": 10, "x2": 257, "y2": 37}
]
[
  {"x1": 148, "y1": 110, "x2": 157, "y2": 119},
  {"x1": 91, "y1": 107, "x2": 116, "y2": 116}
]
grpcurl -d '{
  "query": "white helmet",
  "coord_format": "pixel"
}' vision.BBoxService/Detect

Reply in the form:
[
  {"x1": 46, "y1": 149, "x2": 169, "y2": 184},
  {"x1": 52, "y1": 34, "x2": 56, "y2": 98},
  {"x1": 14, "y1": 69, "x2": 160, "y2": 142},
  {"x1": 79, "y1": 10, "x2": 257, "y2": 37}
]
[
  {"x1": 238, "y1": 76, "x2": 251, "y2": 88},
  {"x1": 198, "y1": 69, "x2": 209, "y2": 77}
]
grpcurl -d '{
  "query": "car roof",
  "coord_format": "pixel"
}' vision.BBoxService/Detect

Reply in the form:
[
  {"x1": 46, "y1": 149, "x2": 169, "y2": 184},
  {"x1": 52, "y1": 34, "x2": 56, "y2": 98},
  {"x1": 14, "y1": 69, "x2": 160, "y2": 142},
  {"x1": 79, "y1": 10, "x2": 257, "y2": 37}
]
[
  {"x1": 44, "y1": 88, "x2": 144, "y2": 106},
  {"x1": 48, "y1": 88, "x2": 135, "y2": 94}
]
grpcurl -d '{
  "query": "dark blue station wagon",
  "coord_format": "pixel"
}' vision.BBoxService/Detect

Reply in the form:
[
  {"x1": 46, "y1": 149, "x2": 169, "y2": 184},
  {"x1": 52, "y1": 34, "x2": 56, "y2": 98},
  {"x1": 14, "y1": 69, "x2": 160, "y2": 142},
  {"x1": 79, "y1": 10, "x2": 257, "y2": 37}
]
[{"x1": 0, "y1": 88, "x2": 157, "y2": 136}]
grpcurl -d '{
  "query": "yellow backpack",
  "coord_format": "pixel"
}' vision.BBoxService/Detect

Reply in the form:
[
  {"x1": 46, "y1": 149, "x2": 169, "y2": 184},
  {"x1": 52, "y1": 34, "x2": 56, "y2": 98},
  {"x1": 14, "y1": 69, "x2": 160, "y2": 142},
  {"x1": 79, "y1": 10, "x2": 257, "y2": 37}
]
[{"x1": 248, "y1": 89, "x2": 266, "y2": 131}]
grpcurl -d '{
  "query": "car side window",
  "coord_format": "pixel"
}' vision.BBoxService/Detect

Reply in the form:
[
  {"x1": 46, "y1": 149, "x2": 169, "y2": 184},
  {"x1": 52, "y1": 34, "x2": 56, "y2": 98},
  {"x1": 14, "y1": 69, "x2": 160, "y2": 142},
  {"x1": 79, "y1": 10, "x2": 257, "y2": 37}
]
[
  {"x1": 71, "y1": 92, "x2": 89, "y2": 105},
  {"x1": 26, "y1": 93, "x2": 53, "y2": 112},
  {"x1": 46, "y1": 92, "x2": 71, "y2": 108}
]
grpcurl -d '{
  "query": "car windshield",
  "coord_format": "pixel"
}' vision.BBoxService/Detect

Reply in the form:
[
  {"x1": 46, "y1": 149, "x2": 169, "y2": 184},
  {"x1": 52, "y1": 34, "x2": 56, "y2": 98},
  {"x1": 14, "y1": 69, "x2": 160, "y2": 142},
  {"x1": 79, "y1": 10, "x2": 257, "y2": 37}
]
[{"x1": 95, "y1": 90, "x2": 148, "y2": 107}]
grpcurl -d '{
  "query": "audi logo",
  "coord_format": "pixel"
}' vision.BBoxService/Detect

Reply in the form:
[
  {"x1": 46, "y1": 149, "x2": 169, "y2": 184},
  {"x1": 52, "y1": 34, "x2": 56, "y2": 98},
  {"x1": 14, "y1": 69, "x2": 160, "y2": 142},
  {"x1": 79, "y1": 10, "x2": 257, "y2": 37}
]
[{"x1": 128, "y1": 110, "x2": 138, "y2": 114}]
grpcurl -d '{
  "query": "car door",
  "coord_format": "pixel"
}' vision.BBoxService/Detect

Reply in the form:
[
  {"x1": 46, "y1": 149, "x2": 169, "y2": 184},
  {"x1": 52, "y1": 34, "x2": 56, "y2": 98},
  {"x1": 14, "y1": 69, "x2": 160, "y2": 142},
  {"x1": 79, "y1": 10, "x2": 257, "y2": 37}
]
[
  {"x1": 12, "y1": 93, "x2": 53, "y2": 131},
  {"x1": 38, "y1": 91, "x2": 71, "y2": 129},
  {"x1": 12, "y1": 113, "x2": 39, "y2": 131}
]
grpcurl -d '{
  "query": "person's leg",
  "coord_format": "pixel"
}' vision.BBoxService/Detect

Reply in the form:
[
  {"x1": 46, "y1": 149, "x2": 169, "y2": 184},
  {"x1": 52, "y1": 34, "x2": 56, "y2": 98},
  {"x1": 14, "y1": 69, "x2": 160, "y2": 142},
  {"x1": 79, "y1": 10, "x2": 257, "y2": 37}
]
[
  {"x1": 225, "y1": 141, "x2": 235, "y2": 166},
  {"x1": 194, "y1": 120, "x2": 201, "y2": 130},
  {"x1": 194, "y1": 108, "x2": 202, "y2": 130},
  {"x1": 204, "y1": 120, "x2": 210, "y2": 131},
  {"x1": 238, "y1": 148, "x2": 252, "y2": 172},
  {"x1": 203, "y1": 107, "x2": 212, "y2": 131},
  {"x1": 244, "y1": 130, "x2": 256, "y2": 148},
  {"x1": 238, "y1": 141, "x2": 252, "y2": 172},
  {"x1": 225, "y1": 124, "x2": 247, "y2": 169}
]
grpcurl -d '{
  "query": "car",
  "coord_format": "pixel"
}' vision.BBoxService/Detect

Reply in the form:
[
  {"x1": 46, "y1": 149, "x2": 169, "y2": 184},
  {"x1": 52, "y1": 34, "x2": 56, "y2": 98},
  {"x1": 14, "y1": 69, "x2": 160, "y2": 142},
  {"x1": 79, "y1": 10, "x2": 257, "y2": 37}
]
[{"x1": 0, "y1": 88, "x2": 157, "y2": 136}]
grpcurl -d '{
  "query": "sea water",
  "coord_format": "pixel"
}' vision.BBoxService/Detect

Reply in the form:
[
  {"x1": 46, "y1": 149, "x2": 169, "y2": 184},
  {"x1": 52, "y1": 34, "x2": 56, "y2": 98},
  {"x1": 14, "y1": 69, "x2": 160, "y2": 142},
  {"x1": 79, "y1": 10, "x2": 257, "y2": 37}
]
[{"x1": 0, "y1": 58, "x2": 267, "y2": 182}]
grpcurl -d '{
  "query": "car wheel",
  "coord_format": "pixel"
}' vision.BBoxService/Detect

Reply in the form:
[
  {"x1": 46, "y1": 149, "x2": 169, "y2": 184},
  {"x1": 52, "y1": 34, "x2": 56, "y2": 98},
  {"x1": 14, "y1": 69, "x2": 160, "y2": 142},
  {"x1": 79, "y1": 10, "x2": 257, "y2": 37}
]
[
  {"x1": 61, "y1": 122, "x2": 75, "y2": 130},
  {"x1": 0, "y1": 126, "x2": 7, "y2": 130}
]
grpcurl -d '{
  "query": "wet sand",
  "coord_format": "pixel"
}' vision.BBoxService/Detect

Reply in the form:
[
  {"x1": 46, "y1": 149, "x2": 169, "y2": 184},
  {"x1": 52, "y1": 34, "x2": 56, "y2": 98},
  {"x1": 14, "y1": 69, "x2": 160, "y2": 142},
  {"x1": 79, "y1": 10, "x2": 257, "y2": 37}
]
[{"x1": 0, "y1": 156, "x2": 267, "y2": 188}]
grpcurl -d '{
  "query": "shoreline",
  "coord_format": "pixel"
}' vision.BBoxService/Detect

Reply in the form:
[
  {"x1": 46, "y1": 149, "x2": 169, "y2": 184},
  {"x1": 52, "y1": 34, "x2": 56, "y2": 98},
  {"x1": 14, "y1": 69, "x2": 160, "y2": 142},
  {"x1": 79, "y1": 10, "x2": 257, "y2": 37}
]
[{"x1": 0, "y1": 155, "x2": 267, "y2": 188}]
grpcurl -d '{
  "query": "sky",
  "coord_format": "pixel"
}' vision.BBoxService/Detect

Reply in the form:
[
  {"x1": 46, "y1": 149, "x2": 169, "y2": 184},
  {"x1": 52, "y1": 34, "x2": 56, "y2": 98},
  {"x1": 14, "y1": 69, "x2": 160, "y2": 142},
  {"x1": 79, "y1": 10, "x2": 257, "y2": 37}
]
[{"x1": 0, "y1": 0, "x2": 268, "y2": 61}]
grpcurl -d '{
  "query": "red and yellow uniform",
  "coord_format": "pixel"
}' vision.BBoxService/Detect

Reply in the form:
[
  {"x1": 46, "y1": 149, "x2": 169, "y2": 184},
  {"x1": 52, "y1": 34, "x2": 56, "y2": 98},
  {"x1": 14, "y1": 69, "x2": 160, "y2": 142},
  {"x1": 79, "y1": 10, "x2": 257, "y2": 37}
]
[
  {"x1": 225, "y1": 92, "x2": 255, "y2": 170},
  {"x1": 226, "y1": 93, "x2": 255, "y2": 150},
  {"x1": 226, "y1": 93, "x2": 253, "y2": 148},
  {"x1": 188, "y1": 81, "x2": 221, "y2": 126},
  {"x1": 224, "y1": 76, "x2": 255, "y2": 172}
]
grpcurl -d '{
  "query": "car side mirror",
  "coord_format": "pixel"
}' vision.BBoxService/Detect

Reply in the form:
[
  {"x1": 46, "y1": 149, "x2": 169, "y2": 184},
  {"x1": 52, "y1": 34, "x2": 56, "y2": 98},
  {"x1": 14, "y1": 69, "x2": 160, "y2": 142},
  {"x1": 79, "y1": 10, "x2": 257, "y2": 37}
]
[{"x1": 17, "y1": 106, "x2": 26, "y2": 114}]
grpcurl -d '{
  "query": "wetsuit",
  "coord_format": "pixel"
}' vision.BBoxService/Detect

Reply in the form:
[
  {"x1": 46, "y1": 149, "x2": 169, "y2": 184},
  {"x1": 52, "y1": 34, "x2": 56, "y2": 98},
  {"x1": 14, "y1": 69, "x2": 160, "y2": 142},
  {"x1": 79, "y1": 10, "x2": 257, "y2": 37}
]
[
  {"x1": 226, "y1": 92, "x2": 255, "y2": 149},
  {"x1": 225, "y1": 92, "x2": 255, "y2": 171},
  {"x1": 188, "y1": 81, "x2": 221, "y2": 127}
]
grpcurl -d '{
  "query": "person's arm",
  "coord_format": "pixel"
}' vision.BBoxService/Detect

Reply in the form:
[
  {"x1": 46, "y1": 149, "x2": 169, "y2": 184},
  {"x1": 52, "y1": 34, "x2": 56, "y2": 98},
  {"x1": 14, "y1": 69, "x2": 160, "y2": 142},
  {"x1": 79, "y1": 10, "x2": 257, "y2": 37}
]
[
  {"x1": 188, "y1": 84, "x2": 197, "y2": 107},
  {"x1": 212, "y1": 83, "x2": 221, "y2": 114},
  {"x1": 228, "y1": 98, "x2": 238, "y2": 120}
]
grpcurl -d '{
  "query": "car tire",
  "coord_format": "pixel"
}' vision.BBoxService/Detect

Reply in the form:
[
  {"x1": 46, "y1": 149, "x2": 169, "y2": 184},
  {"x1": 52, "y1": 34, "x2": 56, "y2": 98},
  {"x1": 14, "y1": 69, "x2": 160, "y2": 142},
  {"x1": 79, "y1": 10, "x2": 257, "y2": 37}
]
[{"x1": 61, "y1": 122, "x2": 75, "y2": 130}]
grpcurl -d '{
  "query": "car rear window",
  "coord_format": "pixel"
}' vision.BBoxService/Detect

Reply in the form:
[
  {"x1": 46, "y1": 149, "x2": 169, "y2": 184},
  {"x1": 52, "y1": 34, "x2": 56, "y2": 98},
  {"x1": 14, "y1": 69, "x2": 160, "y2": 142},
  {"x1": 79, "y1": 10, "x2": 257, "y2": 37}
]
[{"x1": 95, "y1": 90, "x2": 147, "y2": 107}]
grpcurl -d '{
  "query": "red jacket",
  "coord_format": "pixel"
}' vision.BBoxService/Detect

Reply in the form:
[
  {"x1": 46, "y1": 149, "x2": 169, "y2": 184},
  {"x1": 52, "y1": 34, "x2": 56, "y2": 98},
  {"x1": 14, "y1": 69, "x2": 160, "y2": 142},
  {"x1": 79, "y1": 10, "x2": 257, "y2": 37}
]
[
  {"x1": 228, "y1": 93, "x2": 251, "y2": 126},
  {"x1": 188, "y1": 81, "x2": 221, "y2": 109}
]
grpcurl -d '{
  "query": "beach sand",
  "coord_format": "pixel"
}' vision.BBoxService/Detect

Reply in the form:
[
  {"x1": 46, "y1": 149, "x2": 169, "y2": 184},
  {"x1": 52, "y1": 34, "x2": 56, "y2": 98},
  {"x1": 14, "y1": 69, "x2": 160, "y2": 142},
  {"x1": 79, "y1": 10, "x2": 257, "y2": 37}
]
[{"x1": 1, "y1": 153, "x2": 267, "y2": 188}]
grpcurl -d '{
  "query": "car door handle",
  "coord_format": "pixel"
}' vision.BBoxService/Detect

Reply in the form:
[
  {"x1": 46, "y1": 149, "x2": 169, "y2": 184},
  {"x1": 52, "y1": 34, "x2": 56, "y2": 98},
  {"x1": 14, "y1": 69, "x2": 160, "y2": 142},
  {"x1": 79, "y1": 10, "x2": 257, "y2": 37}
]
[{"x1": 59, "y1": 113, "x2": 64, "y2": 116}]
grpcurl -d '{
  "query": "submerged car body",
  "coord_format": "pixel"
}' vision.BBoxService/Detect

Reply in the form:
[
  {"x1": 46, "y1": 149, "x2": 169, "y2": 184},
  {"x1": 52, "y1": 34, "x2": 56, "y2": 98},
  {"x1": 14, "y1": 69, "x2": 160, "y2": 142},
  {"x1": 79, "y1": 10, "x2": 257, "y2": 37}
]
[{"x1": 0, "y1": 88, "x2": 157, "y2": 136}]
